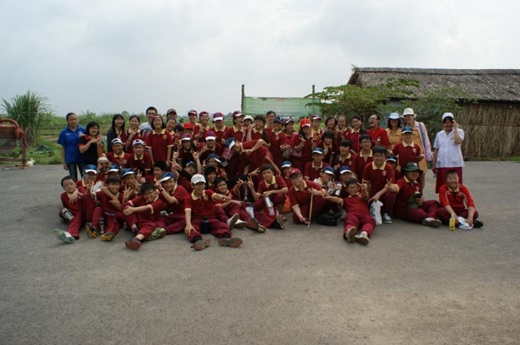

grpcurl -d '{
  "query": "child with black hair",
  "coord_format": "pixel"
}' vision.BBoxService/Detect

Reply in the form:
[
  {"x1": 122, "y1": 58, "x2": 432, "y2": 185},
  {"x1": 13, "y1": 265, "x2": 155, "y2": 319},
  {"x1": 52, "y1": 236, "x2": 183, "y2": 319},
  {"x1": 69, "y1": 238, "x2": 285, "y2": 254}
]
[
  {"x1": 351, "y1": 134, "x2": 373, "y2": 179},
  {"x1": 251, "y1": 164, "x2": 288, "y2": 229},
  {"x1": 87, "y1": 176, "x2": 125, "y2": 241},
  {"x1": 54, "y1": 176, "x2": 85, "y2": 243},
  {"x1": 146, "y1": 115, "x2": 173, "y2": 167},
  {"x1": 123, "y1": 182, "x2": 168, "y2": 250},
  {"x1": 326, "y1": 179, "x2": 375, "y2": 246}
]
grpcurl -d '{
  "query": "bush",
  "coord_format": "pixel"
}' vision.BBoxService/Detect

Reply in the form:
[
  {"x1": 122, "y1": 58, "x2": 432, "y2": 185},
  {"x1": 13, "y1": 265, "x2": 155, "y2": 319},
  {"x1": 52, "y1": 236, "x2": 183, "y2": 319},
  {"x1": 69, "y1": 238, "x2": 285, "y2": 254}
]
[{"x1": 2, "y1": 91, "x2": 51, "y2": 134}]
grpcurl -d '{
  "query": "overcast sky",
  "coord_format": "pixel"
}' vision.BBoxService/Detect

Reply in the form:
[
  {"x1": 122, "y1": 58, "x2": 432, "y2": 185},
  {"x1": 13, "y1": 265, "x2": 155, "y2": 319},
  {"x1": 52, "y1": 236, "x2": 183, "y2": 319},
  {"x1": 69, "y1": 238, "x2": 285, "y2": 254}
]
[{"x1": 1, "y1": 0, "x2": 518, "y2": 116}]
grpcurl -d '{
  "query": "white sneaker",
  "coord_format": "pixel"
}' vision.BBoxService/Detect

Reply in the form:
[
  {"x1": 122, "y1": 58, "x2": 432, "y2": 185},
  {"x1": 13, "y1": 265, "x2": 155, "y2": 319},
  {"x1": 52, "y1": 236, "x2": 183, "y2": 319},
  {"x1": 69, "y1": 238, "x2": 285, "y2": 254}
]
[
  {"x1": 226, "y1": 213, "x2": 239, "y2": 229},
  {"x1": 234, "y1": 219, "x2": 248, "y2": 229},
  {"x1": 354, "y1": 231, "x2": 370, "y2": 245},
  {"x1": 382, "y1": 213, "x2": 392, "y2": 224}
]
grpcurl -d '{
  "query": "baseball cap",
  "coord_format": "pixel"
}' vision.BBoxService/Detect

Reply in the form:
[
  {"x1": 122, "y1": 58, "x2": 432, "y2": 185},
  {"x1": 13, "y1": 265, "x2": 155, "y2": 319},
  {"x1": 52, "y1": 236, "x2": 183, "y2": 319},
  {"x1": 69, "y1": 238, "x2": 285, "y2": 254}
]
[
  {"x1": 243, "y1": 115, "x2": 254, "y2": 122},
  {"x1": 207, "y1": 153, "x2": 222, "y2": 163},
  {"x1": 166, "y1": 108, "x2": 177, "y2": 115},
  {"x1": 339, "y1": 166, "x2": 352, "y2": 174},
  {"x1": 188, "y1": 109, "x2": 197, "y2": 116},
  {"x1": 108, "y1": 164, "x2": 120, "y2": 173},
  {"x1": 273, "y1": 117, "x2": 283, "y2": 124},
  {"x1": 183, "y1": 123, "x2": 194, "y2": 130},
  {"x1": 312, "y1": 115, "x2": 321, "y2": 121},
  {"x1": 160, "y1": 172, "x2": 176, "y2": 183},
  {"x1": 97, "y1": 156, "x2": 109, "y2": 163},
  {"x1": 111, "y1": 138, "x2": 123, "y2": 146},
  {"x1": 185, "y1": 161, "x2": 196, "y2": 168},
  {"x1": 322, "y1": 166, "x2": 335, "y2": 176},
  {"x1": 402, "y1": 126, "x2": 413, "y2": 134},
  {"x1": 312, "y1": 147, "x2": 324, "y2": 155},
  {"x1": 205, "y1": 131, "x2": 216, "y2": 141},
  {"x1": 191, "y1": 174, "x2": 206, "y2": 184},
  {"x1": 281, "y1": 161, "x2": 292, "y2": 169},
  {"x1": 389, "y1": 112, "x2": 400, "y2": 120},
  {"x1": 300, "y1": 118, "x2": 311, "y2": 128},
  {"x1": 213, "y1": 112, "x2": 224, "y2": 121},
  {"x1": 386, "y1": 155, "x2": 397, "y2": 163},
  {"x1": 84, "y1": 165, "x2": 98, "y2": 174},
  {"x1": 132, "y1": 139, "x2": 145, "y2": 147},
  {"x1": 289, "y1": 168, "x2": 302, "y2": 177},
  {"x1": 225, "y1": 137, "x2": 236, "y2": 150},
  {"x1": 442, "y1": 112, "x2": 455, "y2": 122},
  {"x1": 232, "y1": 110, "x2": 244, "y2": 118},
  {"x1": 181, "y1": 133, "x2": 193, "y2": 141},
  {"x1": 122, "y1": 168, "x2": 135, "y2": 177}
]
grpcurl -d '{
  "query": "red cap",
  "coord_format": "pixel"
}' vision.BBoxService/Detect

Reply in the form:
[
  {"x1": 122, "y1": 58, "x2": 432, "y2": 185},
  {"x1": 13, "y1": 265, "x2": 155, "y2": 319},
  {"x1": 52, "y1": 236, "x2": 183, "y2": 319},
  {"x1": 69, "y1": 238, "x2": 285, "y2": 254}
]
[
  {"x1": 213, "y1": 112, "x2": 224, "y2": 121},
  {"x1": 188, "y1": 109, "x2": 197, "y2": 116},
  {"x1": 199, "y1": 111, "x2": 209, "y2": 118},
  {"x1": 299, "y1": 118, "x2": 311, "y2": 128},
  {"x1": 289, "y1": 168, "x2": 302, "y2": 176},
  {"x1": 183, "y1": 122, "x2": 194, "y2": 130}
]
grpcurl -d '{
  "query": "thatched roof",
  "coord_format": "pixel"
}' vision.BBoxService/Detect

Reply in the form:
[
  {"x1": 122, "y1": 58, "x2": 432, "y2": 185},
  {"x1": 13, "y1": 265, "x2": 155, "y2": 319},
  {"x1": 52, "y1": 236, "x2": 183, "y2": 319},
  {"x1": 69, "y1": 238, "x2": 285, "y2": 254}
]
[{"x1": 347, "y1": 67, "x2": 520, "y2": 102}]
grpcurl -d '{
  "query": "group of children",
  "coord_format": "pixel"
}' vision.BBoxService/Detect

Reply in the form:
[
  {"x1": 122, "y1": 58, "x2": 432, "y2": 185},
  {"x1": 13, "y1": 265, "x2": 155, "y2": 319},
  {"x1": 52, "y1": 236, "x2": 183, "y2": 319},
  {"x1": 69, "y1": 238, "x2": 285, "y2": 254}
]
[{"x1": 54, "y1": 109, "x2": 483, "y2": 250}]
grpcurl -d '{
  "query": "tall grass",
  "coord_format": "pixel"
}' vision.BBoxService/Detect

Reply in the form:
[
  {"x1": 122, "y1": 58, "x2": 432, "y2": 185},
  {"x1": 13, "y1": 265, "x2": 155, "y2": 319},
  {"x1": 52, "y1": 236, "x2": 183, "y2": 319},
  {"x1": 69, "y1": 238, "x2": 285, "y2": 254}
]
[{"x1": 2, "y1": 91, "x2": 51, "y2": 134}]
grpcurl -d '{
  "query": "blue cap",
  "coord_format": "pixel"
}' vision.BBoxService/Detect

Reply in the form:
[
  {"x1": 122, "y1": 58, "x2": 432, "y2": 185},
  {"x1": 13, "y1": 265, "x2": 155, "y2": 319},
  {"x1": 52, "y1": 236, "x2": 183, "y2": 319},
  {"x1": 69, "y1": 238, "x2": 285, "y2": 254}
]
[
  {"x1": 206, "y1": 153, "x2": 222, "y2": 163},
  {"x1": 225, "y1": 137, "x2": 236, "y2": 149},
  {"x1": 402, "y1": 126, "x2": 413, "y2": 134},
  {"x1": 108, "y1": 164, "x2": 121, "y2": 173},
  {"x1": 185, "y1": 161, "x2": 196, "y2": 167},
  {"x1": 273, "y1": 117, "x2": 283, "y2": 123},
  {"x1": 281, "y1": 160, "x2": 292, "y2": 169},
  {"x1": 386, "y1": 155, "x2": 397, "y2": 163},
  {"x1": 122, "y1": 168, "x2": 135, "y2": 177},
  {"x1": 159, "y1": 172, "x2": 176, "y2": 183},
  {"x1": 339, "y1": 165, "x2": 352, "y2": 174},
  {"x1": 84, "y1": 165, "x2": 98, "y2": 174},
  {"x1": 322, "y1": 166, "x2": 335, "y2": 176},
  {"x1": 312, "y1": 147, "x2": 324, "y2": 155}
]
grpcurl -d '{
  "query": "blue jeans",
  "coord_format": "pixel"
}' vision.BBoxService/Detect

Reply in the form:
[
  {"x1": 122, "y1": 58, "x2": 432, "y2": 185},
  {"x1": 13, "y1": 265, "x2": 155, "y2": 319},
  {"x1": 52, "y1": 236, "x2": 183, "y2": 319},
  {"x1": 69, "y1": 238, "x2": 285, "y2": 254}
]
[{"x1": 67, "y1": 162, "x2": 84, "y2": 182}]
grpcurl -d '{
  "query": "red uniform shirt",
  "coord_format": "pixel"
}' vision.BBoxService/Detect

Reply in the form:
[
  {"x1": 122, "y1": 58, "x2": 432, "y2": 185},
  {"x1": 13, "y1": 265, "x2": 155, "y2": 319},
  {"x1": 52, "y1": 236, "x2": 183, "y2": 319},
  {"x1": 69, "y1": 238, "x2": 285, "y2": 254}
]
[
  {"x1": 439, "y1": 184, "x2": 475, "y2": 210},
  {"x1": 351, "y1": 151, "x2": 373, "y2": 180},
  {"x1": 160, "y1": 184, "x2": 190, "y2": 216},
  {"x1": 95, "y1": 190, "x2": 123, "y2": 215},
  {"x1": 304, "y1": 161, "x2": 329, "y2": 181},
  {"x1": 61, "y1": 192, "x2": 83, "y2": 215},
  {"x1": 237, "y1": 140, "x2": 274, "y2": 174},
  {"x1": 146, "y1": 130, "x2": 173, "y2": 163},
  {"x1": 185, "y1": 189, "x2": 217, "y2": 218},
  {"x1": 126, "y1": 152, "x2": 152, "y2": 175},
  {"x1": 125, "y1": 195, "x2": 166, "y2": 222},
  {"x1": 223, "y1": 126, "x2": 246, "y2": 142},
  {"x1": 342, "y1": 195, "x2": 370, "y2": 215},
  {"x1": 394, "y1": 177, "x2": 422, "y2": 218},
  {"x1": 212, "y1": 126, "x2": 227, "y2": 145},
  {"x1": 288, "y1": 180, "x2": 322, "y2": 207},
  {"x1": 267, "y1": 130, "x2": 287, "y2": 163},
  {"x1": 106, "y1": 152, "x2": 130, "y2": 168},
  {"x1": 362, "y1": 161, "x2": 394, "y2": 198},
  {"x1": 335, "y1": 153, "x2": 354, "y2": 171},
  {"x1": 345, "y1": 129, "x2": 366, "y2": 154},
  {"x1": 257, "y1": 175, "x2": 287, "y2": 194},
  {"x1": 392, "y1": 142, "x2": 422, "y2": 171}
]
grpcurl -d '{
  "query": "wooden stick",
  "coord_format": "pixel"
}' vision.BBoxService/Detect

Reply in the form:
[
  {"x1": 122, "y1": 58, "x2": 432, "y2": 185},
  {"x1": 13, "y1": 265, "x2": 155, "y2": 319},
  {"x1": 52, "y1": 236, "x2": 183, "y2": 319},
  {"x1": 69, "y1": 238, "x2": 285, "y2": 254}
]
[{"x1": 308, "y1": 193, "x2": 314, "y2": 228}]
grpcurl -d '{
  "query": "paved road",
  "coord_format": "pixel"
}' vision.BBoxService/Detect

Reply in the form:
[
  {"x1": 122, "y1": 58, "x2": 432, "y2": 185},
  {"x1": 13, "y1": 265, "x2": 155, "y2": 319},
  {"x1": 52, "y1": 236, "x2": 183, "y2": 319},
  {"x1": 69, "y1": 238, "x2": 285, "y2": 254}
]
[{"x1": 0, "y1": 162, "x2": 519, "y2": 345}]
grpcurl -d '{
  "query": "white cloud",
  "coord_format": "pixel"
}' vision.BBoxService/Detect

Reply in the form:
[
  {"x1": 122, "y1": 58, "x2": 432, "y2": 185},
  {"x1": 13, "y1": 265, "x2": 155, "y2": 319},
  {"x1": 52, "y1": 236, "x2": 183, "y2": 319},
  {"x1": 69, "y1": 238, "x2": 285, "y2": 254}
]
[{"x1": 1, "y1": 0, "x2": 518, "y2": 116}]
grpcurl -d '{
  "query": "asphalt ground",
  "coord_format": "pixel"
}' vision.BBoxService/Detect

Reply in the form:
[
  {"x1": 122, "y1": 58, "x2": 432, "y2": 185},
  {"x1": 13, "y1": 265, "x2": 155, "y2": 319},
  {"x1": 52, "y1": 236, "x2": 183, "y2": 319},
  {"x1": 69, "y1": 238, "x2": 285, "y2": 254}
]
[{"x1": 0, "y1": 162, "x2": 519, "y2": 345}]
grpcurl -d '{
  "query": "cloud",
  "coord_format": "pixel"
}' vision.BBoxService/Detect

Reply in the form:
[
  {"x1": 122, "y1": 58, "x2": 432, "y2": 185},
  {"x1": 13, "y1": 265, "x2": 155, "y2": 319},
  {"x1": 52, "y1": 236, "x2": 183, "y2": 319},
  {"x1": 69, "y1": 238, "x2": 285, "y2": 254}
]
[{"x1": 1, "y1": 0, "x2": 519, "y2": 116}]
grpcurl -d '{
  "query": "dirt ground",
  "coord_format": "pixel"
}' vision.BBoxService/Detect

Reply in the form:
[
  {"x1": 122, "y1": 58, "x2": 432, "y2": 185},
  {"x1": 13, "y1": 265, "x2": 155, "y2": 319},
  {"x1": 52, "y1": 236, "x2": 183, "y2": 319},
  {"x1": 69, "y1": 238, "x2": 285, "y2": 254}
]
[{"x1": 0, "y1": 162, "x2": 518, "y2": 345}]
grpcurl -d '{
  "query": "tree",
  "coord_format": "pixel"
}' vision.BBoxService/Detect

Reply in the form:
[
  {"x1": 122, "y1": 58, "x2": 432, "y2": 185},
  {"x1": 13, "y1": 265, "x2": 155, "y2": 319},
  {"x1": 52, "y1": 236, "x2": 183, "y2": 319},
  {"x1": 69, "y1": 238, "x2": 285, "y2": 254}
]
[{"x1": 2, "y1": 91, "x2": 51, "y2": 133}]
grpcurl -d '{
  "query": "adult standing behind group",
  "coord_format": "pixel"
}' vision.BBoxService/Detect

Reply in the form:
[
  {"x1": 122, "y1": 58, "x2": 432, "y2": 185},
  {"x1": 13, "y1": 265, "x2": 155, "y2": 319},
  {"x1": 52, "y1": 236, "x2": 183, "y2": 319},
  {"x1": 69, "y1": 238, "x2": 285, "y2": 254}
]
[
  {"x1": 385, "y1": 112, "x2": 402, "y2": 152},
  {"x1": 432, "y1": 112, "x2": 464, "y2": 193},
  {"x1": 106, "y1": 114, "x2": 127, "y2": 152},
  {"x1": 58, "y1": 112, "x2": 86, "y2": 181},
  {"x1": 401, "y1": 108, "x2": 432, "y2": 184}
]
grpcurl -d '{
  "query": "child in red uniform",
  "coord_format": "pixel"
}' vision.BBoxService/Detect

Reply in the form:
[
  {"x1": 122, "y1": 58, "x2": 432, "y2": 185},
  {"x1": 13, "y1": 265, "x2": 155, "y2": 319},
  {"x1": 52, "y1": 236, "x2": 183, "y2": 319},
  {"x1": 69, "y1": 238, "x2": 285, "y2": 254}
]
[
  {"x1": 123, "y1": 182, "x2": 168, "y2": 250},
  {"x1": 155, "y1": 172, "x2": 191, "y2": 235},
  {"x1": 211, "y1": 112, "x2": 227, "y2": 145},
  {"x1": 345, "y1": 115, "x2": 366, "y2": 154},
  {"x1": 334, "y1": 140, "x2": 354, "y2": 174},
  {"x1": 184, "y1": 174, "x2": 243, "y2": 251},
  {"x1": 214, "y1": 177, "x2": 263, "y2": 232},
  {"x1": 287, "y1": 169, "x2": 328, "y2": 225},
  {"x1": 267, "y1": 117, "x2": 287, "y2": 167},
  {"x1": 437, "y1": 170, "x2": 483, "y2": 229},
  {"x1": 304, "y1": 148, "x2": 329, "y2": 181},
  {"x1": 88, "y1": 176, "x2": 125, "y2": 241},
  {"x1": 146, "y1": 115, "x2": 173, "y2": 166},
  {"x1": 351, "y1": 135, "x2": 373, "y2": 180},
  {"x1": 362, "y1": 146, "x2": 396, "y2": 224},
  {"x1": 391, "y1": 126, "x2": 424, "y2": 173},
  {"x1": 251, "y1": 164, "x2": 287, "y2": 229},
  {"x1": 317, "y1": 130, "x2": 338, "y2": 166},
  {"x1": 106, "y1": 138, "x2": 129, "y2": 168},
  {"x1": 391, "y1": 162, "x2": 443, "y2": 228},
  {"x1": 126, "y1": 139, "x2": 152, "y2": 176},
  {"x1": 326, "y1": 179, "x2": 375, "y2": 245},
  {"x1": 54, "y1": 176, "x2": 85, "y2": 243}
]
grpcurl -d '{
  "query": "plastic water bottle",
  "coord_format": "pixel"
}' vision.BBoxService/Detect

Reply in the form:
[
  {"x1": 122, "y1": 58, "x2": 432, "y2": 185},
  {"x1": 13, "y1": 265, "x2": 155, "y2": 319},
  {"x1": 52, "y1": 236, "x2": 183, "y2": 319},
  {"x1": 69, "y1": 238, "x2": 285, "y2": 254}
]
[
  {"x1": 61, "y1": 208, "x2": 74, "y2": 221},
  {"x1": 265, "y1": 196, "x2": 275, "y2": 216},
  {"x1": 99, "y1": 218, "x2": 105, "y2": 234},
  {"x1": 449, "y1": 216, "x2": 456, "y2": 231}
]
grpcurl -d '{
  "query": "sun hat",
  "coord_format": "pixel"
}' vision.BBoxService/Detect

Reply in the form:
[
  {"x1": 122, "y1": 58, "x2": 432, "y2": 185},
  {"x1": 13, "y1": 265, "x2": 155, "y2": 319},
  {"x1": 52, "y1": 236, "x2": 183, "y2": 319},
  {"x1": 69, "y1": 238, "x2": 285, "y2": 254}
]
[{"x1": 402, "y1": 108, "x2": 416, "y2": 118}]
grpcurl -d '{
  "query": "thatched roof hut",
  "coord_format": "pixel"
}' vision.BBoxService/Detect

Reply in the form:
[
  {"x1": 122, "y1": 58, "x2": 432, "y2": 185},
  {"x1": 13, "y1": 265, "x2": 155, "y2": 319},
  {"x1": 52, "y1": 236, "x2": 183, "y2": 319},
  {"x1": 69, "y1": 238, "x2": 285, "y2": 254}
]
[{"x1": 347, "y1": 67, "x2": 520, "y2": 158}]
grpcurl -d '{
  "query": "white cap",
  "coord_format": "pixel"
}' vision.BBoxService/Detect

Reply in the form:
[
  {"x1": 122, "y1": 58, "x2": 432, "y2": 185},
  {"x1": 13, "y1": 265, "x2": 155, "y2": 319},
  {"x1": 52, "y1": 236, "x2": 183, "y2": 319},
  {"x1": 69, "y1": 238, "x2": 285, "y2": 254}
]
[
  {"x1": 191, "y1": 174, "x2": 206, "y2": 184},
  {"x1": 389, "y1": 112, "x2": 400, "y2": 120},
  {"x1": 442, "y1": 112, "x2": 455, "y2": 121},
  {"x1": 244, "y1": 115, "x2": 254, "y2": 122}
]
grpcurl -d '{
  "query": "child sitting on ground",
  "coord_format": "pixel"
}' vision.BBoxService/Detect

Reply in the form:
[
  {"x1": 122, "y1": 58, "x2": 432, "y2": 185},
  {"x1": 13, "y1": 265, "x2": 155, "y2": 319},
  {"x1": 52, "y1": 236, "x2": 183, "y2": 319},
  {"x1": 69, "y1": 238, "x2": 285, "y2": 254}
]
[
  {"x1": 123, "y1": 182, "x2": 168, "y2": 250},
  {"x1": 54, "y1": 176, "x2": 85, "y2": 244},
  {"x1": 87, "y1": 176, "x2": 125, "y2": 241},
  {"x1": 437, "y1": 169, "x2": 483, "y2": 229},
  {"x1": 326, "y1": 179, "x2": 375, "y2": 246}
]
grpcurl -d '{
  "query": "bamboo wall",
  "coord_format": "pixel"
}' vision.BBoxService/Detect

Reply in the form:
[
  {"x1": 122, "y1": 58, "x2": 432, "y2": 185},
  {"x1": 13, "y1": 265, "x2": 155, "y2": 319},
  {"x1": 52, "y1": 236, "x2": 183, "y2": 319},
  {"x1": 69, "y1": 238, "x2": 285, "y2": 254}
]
[{"x1": 458, "y1": 103, "x2": 520, "y2": 158}]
